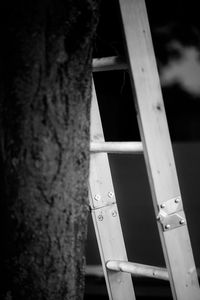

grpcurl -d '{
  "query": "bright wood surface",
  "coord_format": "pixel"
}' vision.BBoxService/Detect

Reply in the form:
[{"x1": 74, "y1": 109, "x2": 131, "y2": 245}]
[
  {"x1": 118, "y1": 0, "x2": 200, "y2": 299},
  {"x1": 89, "y1": 82, "x2": 135, "y2": 300},
  {"x1": 92, "y1": 56, "x2": 127, "y2": 72},
  {"x1": 86, "y1": 264, "x2": 200, "y2": 279},
  {"x1": 106, "y1": 260, "x2": 169, "y2": 281},
  {"x1": 90, "y1": 141, "x2": 143, "y2": 153}
]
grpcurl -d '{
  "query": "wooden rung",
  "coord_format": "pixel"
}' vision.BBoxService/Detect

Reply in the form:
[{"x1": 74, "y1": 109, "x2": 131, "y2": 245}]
[
  {"x1": 92, "y1": 56, "x2": 128, "y2": 72},
  {"x1": 86, "y1": 264, "x2": 200, "y2": 279},
  {"x1": 106, "y1": 260, "x2": 169, "y2": 281},
  {"x1": 86, "y1": 265, "x2": 104, "y2": 278},
  {"x1": 90, "y1": 142, "x2": 143, "y2": 154}
]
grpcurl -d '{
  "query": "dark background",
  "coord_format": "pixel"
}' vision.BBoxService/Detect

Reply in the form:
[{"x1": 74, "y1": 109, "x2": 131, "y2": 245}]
[{"x1": 85, "y1": 0, "x2": 200, "y2": 298}]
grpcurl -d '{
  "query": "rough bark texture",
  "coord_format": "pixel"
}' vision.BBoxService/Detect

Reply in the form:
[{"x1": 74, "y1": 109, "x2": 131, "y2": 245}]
[{"x1": 0, "y1": 1, "x2": 99, "y2": 299}]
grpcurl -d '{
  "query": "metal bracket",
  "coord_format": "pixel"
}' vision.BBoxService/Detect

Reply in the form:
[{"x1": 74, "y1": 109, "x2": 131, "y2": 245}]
[
  {"x1": 89, "y1": 190, "x2": 116, "y2": 210},
  {"x1": 157, "y1": 196, "x2": 186, "y2": 231}
]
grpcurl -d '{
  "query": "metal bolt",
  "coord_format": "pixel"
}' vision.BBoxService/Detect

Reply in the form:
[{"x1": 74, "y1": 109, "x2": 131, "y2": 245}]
[
  {"x1": 175, "y1": 198, "x2": 180, "y2": 203},
  {"x1": 98, "y1": 214, "x2": 103, "y2": 221},
  {"x1": 180, "y1": 219, "x2": 185, "y2": 225},
  {"x1": 160, "y1": 203, "x2": 165, "y2": 209},
  {"x1": 94, "y1": 194, "x2": 101, "y2": 201},
  {"x1": 112, "y1": 210, "x2": 117, "y2": 217},
  {"x1": 165, "y1": 224, "x2": 171, "y2": 230},
  {"x1": 108, "y1": 192, "x2": 114, "y2": 198},
  {"x1": 156, "y1": 215, "x2": 160, "y2": 221}
]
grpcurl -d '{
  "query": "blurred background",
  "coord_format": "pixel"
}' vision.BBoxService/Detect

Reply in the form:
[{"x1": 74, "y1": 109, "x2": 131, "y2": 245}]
[{"x1": 85, "y1": 0, "x2": 200, "y2": 298}]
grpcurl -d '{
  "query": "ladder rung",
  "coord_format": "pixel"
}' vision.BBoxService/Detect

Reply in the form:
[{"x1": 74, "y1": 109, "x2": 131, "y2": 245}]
[
  {"x1": 90, "y1": 142, "x2": 143, "y2": 154},
  {"x1": 86, "y1": 265, "x2": 104, "y2": 278},
  {"x1": 86, "y1": 264, "x2": 200, "y2": 279},
  {"x1": 92, "y1": 56, "x2": 128, "y2": 72},
  {"x1": 106, "y1": 260, "x2": 169, "y2": 281}
]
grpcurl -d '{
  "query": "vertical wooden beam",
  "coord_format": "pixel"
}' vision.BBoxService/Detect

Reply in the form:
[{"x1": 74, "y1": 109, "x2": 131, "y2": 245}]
[
  {"x1": 118, "y1": 0, "x2": 200, "y2": 299},
  {"x1": 89, "y1": 81, "x2": 136, "y2": 300}
]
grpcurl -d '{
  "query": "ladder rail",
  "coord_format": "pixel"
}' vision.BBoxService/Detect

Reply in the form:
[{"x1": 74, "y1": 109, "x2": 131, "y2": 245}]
[
  {"x1": 89, "y1": 81, "x2": 136, "y2": 300},
  {"x1": 89, "y1": 1, "x2": 200, "y2": 299},
  {"x1": 118, "y1": 0, "x2": 200, "y2": 299}
]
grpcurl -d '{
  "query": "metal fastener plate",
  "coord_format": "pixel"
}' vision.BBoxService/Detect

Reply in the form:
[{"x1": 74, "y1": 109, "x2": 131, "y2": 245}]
[{"x1": 157, "y1": 196, "x2": 186, "y2": 231}]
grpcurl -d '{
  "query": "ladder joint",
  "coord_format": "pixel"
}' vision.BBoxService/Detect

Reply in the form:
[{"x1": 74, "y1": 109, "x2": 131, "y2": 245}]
[
  {"x1": 89, "y1": 190, "x2": 117, "y2": 210},
  {"x1": 157, "y1": 196, "x2": 186, "y2": 231},
  {"x1": 89, "y1": 201, "x2": 116, "y2": 211}
]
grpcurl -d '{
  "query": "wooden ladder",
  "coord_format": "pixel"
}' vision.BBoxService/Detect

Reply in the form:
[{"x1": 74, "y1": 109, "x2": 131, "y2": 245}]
[{"x1": 89, "y1": 0, "x2": 200, "y2": 299}]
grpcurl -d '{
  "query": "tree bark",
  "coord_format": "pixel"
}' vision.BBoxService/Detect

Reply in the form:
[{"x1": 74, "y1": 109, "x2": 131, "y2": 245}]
[{"x1": 0, "y1": 1, "x2": 99, "y2": 299}]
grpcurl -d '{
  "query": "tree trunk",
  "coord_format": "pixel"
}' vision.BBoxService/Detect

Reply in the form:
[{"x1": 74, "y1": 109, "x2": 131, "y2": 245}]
[{"x1": 0, "y1": 1, "x2": 99, "y2": 299}]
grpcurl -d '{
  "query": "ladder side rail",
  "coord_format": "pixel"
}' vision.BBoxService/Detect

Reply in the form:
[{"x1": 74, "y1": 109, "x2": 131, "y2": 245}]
[
  {"x1": 89, "y1": 81, "x2": 136, "y2": 300},
  {"x1": 118, "y1": 0, "x2": 200, "y2": 299}
]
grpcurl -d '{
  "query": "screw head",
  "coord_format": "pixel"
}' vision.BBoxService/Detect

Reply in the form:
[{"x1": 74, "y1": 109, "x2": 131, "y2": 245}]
[
  {"x1": 98, "y1": 214, "x2": 103, "y2": 221},
  {"x1": 165, "y1": 224, "x2": 171, "y2": 230},
  {"x1": 179, "y1": 219, "x2": 185, "y2": 225},
  {"x1": 108, "y1": 192, "x2": 114, "y2": 198},
  {"x1": 112, "y1": 210, "x2": 117, "y2": 217},
  {"x1": 175, "y1": 198, "x2": 180, "y2": 203},
  {"x1": 94, "y1": 194, "x2": 101, "y2": 201},
  {"x1": 161, "y1": 203, "x2": 165, "y2": 209},
  {"x1": 156, "y1": 215, "x2": 160, "y2": 221}
]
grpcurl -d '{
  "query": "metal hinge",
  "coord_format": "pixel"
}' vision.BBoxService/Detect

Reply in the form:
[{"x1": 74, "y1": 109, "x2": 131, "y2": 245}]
[
  {"x1": 89, "y1": 191, "x2": 116, "y2": 210},
  {"x1": 157, "y1": 196, "x2": 186, "y2": 231}
]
